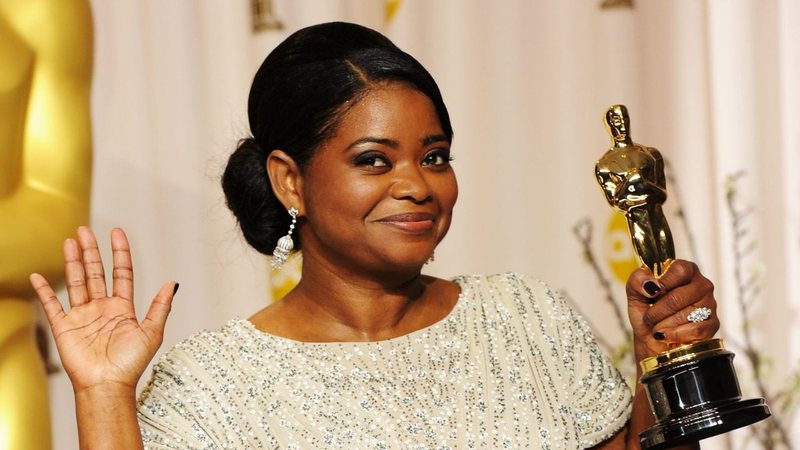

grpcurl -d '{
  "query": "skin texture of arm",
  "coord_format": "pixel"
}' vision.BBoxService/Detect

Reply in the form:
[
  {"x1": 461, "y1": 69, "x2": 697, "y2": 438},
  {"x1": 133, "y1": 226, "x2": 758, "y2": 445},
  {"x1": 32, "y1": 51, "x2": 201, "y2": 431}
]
[{"x1": 74, "y1": 386, "x2": 144, "y2": 450}]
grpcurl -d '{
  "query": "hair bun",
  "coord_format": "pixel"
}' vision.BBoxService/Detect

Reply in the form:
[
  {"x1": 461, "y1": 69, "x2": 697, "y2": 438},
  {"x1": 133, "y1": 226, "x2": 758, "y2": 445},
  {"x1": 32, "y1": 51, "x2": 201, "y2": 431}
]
[{"x1": 222, "y1": 138, "x2": 288, "y2": 255}]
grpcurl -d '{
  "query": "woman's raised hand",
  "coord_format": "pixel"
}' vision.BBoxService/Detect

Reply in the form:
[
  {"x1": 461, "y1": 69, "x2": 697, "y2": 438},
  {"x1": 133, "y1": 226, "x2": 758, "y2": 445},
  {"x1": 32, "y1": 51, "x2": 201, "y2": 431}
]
[
  {"x1": 30, "y1": 227, "x2": 177, "y2": 394},
  {"x1": 626, "y1": 259, "x2": 720, "y2": 360}
]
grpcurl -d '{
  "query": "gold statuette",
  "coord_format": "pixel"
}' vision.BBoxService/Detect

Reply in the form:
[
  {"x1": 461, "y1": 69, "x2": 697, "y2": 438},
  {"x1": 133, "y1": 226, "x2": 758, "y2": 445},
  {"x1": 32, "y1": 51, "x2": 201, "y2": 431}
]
[
  {"x1": 1, "y1": 0, "x2": 93, "y2": 449},
  {"x1": 594, "y1": 105, "x2": 769, "y2": 449},
  {"x1": 595, "y1": 104, "x2": 675, "y2": 278}
]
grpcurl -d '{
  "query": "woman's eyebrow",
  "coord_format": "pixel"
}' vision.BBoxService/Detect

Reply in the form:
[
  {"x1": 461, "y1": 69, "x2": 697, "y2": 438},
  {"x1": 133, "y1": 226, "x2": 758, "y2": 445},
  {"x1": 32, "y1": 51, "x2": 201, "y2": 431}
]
[
  {"x1": 344, "y1": 134, "x2": 449, "y2": 151},
  {"x1": 345, "y1": 137, "x2": 398, "y2": 151},
  {"x1": 422, "y1": 134, "x2": 450, "y2": 146}
]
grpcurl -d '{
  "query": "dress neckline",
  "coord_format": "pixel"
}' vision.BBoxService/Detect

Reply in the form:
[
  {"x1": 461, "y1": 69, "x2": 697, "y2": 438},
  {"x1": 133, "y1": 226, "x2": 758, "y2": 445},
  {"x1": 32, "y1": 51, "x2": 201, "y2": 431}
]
[{"x1": 236, "y1": 275, "x2": 470, "y2": 347}]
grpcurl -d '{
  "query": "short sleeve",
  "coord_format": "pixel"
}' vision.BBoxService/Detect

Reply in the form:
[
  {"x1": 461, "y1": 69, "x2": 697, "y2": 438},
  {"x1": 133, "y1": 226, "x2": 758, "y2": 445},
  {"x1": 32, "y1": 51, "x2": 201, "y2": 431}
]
[
  {"x1": 137, "y1": 349, "x2": 216, "y2": 450},
  {"x1": 550, "y1": 284, "x2": 632, "y2": 446},
  {"x1": 509, "y1": 274, "x2": 632, "y2": 447}
]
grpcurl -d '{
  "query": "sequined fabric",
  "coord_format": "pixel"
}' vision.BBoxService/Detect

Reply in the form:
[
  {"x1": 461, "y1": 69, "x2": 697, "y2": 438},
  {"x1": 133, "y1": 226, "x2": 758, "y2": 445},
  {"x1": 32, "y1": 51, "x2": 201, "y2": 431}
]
[{"x1": 138, "y1": 273, "x2": 631, "y2": 449}]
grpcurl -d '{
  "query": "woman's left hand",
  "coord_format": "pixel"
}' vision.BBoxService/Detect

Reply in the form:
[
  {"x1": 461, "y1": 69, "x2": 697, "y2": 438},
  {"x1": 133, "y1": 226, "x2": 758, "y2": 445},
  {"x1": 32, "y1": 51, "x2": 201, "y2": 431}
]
[{"x1": 626, "y1": 259, "x2": 720, "y2": 360}]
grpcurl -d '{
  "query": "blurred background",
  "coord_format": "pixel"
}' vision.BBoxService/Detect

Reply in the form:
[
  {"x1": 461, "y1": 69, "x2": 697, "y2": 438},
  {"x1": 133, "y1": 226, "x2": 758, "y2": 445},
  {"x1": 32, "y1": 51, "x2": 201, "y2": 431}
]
[{"x1": 2, "y1": 0, "x2": 798, "y2": 449}]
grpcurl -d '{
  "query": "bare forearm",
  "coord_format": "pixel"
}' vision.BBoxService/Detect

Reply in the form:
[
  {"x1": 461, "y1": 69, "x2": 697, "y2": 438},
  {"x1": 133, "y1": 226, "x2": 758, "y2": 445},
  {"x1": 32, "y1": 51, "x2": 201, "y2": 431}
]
[
  {"x1": 75, "y1": 385, "x2": 143, "y2": 450},
  {"x1": 626, "y1": 379, "x2": 655, "y2": 449}
]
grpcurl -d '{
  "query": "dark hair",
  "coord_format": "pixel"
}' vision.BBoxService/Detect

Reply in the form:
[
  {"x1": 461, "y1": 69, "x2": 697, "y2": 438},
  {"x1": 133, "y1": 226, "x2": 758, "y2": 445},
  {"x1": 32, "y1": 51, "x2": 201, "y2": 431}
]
[{"x1": 222, "y1": 22, "x2": 453, "y2": 255}]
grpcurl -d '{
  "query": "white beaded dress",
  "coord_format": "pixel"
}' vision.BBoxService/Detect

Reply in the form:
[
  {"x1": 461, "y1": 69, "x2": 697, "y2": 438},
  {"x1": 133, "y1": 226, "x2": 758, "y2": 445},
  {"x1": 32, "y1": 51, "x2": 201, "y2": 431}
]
[{"x1": 137, "y1": 273, "x2": 632, "y2": 449}]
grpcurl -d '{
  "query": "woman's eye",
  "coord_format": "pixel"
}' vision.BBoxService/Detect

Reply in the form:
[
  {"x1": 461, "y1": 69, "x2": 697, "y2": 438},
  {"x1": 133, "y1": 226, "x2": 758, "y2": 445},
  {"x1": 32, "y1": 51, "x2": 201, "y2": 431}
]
[
  {"x1": 354, "y1": 152, "x2": 390, "y2": 168},
  {"x1": 422, "y1": 150, "x2": 453, "y2": 167}
]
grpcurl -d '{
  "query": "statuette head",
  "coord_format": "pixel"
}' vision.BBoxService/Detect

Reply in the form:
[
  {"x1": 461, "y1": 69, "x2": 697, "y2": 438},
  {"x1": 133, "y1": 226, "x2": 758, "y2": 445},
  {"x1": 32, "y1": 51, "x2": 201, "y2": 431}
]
[{"x1": 605, "y1": 104, "x2": 632, "y2": 146}]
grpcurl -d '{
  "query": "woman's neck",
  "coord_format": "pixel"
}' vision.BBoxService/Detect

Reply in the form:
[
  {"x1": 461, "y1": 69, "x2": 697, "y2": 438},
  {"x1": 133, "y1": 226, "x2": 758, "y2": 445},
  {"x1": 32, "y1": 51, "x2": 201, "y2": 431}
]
[
  {"x1": 251, "y1": 253, "x2": 459, "y2": 343},
  {"x1": 288, "y1": 256, "x2": 429, "y2": 340}
]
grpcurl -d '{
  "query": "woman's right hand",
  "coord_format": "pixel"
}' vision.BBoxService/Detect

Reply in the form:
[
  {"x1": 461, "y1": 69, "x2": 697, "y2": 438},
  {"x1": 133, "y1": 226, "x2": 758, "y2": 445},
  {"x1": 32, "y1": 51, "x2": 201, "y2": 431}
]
[{"x1": 30, "y1": 226, "x2": 177, "y2": 394}]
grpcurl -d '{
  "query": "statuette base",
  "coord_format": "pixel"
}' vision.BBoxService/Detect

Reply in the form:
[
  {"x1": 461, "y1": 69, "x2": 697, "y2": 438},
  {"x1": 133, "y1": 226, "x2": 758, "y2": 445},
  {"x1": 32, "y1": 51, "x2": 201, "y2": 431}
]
[{"x1": 639, "y1": 341, "x2": 770, "y2": 449}]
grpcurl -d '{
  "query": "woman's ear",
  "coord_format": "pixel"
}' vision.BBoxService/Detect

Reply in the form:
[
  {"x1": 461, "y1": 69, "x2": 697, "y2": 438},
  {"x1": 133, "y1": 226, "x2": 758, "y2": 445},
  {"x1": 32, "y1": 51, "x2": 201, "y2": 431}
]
[{"x1": 266, "y1": 150, "x2": 304, "y2": 213}]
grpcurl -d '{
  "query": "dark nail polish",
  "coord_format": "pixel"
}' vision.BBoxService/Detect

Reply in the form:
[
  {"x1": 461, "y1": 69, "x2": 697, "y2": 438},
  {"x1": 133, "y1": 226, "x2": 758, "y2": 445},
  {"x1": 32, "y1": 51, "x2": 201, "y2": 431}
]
[
  {"x1": 653, "y1": 331, "x2": 666, "y2": 340},
  {"x1": 644, "y1": 281, "x2": 661, "y2": 297},
  {"x1": 173, "y1": 283, "x2": 180, "y2": 295}
]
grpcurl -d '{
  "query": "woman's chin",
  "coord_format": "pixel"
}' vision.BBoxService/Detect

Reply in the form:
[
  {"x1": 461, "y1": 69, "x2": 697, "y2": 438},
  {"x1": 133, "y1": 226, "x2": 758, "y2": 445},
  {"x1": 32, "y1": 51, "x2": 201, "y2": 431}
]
[{"x1": 372, "y1": 252, "x2": 432, "y2": 273}]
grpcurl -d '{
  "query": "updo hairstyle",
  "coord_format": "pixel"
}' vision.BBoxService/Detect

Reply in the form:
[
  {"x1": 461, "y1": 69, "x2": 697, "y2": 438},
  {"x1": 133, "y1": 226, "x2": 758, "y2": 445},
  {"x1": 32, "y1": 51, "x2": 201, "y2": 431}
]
[{"x1": 222, "y1": 22, "x2": 453, "y2": 255}]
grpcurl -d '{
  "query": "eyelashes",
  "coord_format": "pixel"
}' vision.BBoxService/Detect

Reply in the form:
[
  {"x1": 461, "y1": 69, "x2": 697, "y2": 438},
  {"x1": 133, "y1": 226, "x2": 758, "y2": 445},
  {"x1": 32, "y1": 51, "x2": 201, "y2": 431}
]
[
  {"x1": 352, "y1": 149, "x2": 453, "y2": 170},
  {"x1": 422, "y1": 149, "x2": 454, "y2": 166},
  {"x1": 353, "y1": 151, "x2": 390, "y2": 168}
]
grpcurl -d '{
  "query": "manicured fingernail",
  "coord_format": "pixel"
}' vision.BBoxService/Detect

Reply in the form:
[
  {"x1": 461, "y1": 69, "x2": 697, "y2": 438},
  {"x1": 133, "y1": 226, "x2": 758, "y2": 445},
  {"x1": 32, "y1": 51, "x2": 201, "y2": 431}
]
[
  {"x1": 173, "y1": 283, "x2": 180, "y2": 295},
  {"x1": 653, "y1": 331, "x2": 666, "y2": 340},
  {"x1": 644, "y1": 281, "x2": 661, "y2": 297}
]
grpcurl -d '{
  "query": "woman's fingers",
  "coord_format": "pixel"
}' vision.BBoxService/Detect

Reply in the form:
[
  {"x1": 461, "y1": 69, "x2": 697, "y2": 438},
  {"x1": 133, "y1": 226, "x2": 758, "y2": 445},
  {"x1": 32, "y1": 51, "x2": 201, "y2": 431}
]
[
  {"x1": 626, "y1": 266, "x2": 666, "y2": 338},
  {"x1": 64, "y1": 238, "x2": 89, "y2": 307},
  {"x1": 652, "y1": 315, "x2": 720, "y2": 343},
  {"x1": 76, "y1": 226, "x2": 108, "y2": 301},
  {"x1": 626, "y1": 260, "x2": 697, "y2": 302},
  {"x1": 110, "y1": 228, "x2": 134, "y2": 302},
  {"x1": 627, "y1": 260, "x2": 719, "y2": 345},
  {"x1": 141, "y1": 282, "x2": 178, "y2": 341},
  {"x1": 30, "y1": 273, "x2": 66, "y2": 325},
  {"x1": 642, "y1": 281, "x2": 715, "y2": 329}
]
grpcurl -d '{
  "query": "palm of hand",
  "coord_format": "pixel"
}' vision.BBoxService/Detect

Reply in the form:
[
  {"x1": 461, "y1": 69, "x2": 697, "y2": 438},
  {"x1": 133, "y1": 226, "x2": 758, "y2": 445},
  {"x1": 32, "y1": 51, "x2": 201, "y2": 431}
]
[
  {"x1": 52, "y1": 297, "x2": 158, "y2": 389},
  {"x1": 31, "y1": 227, "x2": 176, "y2": 394}
]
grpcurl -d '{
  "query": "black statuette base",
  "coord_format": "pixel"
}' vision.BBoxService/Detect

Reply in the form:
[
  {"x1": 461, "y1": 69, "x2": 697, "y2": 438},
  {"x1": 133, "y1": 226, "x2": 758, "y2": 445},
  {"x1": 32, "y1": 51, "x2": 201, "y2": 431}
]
[{"x1": 639, "y1": 349, "x2": 771, "y2": 449}]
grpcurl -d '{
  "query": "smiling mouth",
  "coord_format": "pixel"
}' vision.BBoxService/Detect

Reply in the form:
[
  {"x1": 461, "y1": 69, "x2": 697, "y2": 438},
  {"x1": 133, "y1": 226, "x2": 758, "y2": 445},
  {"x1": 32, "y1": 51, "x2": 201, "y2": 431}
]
[{"x1": 376, "y1": 213, "x2": 436, "y2": 233}]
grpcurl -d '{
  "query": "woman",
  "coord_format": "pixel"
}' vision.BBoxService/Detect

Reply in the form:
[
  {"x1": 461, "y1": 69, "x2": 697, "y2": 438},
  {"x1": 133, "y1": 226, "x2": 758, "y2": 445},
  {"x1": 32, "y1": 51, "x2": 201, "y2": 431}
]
[{"x1": 31, "y1": 22, "x2": 718, "y2": 449}]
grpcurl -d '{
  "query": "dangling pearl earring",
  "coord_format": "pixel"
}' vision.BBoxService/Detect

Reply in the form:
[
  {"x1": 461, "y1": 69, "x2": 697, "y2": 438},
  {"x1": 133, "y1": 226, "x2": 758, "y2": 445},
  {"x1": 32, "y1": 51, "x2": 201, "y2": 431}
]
[{"x1": 272, "y1": 207, "x2": 298, "y2": 268}]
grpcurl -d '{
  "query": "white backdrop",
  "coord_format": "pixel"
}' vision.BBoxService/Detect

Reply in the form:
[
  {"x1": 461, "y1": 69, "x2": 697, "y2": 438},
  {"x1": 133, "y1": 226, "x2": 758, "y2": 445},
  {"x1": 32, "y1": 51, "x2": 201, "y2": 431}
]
[{"x1": 47, "y1": 1, "x2": 800, "y2": 448}]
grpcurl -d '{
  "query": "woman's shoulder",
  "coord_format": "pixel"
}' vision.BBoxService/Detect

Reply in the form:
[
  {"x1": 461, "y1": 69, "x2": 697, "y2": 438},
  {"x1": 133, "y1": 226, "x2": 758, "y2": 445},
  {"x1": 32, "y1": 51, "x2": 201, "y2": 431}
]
[
  {"x1": 138, "y1": 318, "x2": 277, "y2": 413},
  {"x1": 137, "y1": 319, "x2": 277, "y2": 444},
  {"x1": 452, "y1": 272, "x2": 560, "y2": 301},
  {"x1": 146, "y1": 319, "x2": 267, "y2": 378},
  {"x1": 451, "y1": 272, "x2": 577, "y2": 325}
]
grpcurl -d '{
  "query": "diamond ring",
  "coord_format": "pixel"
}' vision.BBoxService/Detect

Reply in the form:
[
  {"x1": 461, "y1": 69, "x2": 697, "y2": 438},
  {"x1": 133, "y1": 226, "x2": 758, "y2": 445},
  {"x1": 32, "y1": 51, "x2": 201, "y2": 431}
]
[{"x1": 687, "y1": 307, "x2": 712, "y2": 323}]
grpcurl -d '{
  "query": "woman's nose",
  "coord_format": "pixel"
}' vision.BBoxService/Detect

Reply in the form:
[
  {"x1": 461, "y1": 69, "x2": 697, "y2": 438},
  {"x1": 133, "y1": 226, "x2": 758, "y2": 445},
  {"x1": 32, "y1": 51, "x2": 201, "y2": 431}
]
[{"x1": 390, "y1": 164, "x2": 431, "y2": 202}]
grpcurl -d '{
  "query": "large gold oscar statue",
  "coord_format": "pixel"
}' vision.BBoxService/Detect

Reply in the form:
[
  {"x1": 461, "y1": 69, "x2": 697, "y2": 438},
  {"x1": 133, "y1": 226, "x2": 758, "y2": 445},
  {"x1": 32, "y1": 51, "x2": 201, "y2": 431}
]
[
  {"x1": 0, "y1": 0, "x2": 93, "y2": 448},
  {"x1": 595, "y1": 105, "x2": 770, "y2": 449}
]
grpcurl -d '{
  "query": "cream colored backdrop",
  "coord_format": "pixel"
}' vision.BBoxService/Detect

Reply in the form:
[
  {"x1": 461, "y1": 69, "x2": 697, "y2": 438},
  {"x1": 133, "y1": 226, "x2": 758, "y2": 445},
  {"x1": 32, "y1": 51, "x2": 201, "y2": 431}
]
[{"x1": 47, "y1": 0, "x2": 799, "y2": 448}]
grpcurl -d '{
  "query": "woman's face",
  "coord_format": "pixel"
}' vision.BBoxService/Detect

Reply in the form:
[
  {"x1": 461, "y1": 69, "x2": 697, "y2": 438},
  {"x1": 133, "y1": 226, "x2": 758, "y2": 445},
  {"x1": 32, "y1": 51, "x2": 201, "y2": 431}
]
[{"x1": 297, "y1": 82, "x2": 458, "y2": 273}]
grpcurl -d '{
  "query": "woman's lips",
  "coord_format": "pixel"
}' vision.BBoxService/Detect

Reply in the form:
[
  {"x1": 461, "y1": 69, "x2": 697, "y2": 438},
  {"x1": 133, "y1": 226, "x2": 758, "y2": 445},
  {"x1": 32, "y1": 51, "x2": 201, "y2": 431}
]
[{"x1": 376, "y1": 213, "x2": 436, "y2": 233}]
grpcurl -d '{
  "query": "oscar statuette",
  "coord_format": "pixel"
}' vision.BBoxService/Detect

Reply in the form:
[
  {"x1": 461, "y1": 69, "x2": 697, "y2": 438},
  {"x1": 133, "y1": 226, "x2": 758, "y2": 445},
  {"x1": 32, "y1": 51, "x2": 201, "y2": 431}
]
[{"x1": 594, "y1": 105, "x2": 771, "y2": 449}]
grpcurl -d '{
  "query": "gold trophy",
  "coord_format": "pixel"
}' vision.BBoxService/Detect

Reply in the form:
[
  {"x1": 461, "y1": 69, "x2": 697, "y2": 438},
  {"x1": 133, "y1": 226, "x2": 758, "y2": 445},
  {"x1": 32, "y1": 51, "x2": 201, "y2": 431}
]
[
  {"x1": 595, "y1": 105, "x2": 770, "y2": 449},
  {"x1": 1, "y1": 0, "x2": 93, "y2": 448}
]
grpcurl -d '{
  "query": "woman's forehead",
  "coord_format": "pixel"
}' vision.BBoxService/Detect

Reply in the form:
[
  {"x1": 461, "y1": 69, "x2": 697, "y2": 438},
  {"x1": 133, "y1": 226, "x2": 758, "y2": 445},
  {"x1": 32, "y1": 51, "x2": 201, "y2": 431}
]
[{"x1": 334, "y1": 84, "x2": 443, "y2": 137}]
